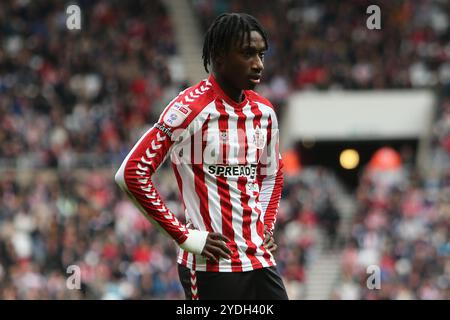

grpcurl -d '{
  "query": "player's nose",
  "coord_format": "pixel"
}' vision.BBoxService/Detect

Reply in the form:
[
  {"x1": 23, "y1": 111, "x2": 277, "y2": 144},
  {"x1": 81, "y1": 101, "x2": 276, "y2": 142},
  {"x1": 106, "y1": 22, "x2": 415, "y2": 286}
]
[{"x1": 252, "y1": 55, "x2": 264, "y2": 73}]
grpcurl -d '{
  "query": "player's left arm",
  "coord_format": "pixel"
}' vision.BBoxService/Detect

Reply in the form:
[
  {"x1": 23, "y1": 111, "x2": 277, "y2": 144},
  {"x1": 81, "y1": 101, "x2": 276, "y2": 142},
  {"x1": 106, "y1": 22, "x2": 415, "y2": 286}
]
[{"x1": 256, "y1": 111, "x2": 284, "y2": 250}]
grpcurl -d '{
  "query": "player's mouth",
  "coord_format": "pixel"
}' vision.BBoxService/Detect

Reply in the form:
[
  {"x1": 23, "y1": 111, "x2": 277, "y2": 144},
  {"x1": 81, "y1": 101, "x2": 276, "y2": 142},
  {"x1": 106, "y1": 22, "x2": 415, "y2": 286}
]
[{"x1": 249, "y1": 74, "x2": 261, "y2": 84}]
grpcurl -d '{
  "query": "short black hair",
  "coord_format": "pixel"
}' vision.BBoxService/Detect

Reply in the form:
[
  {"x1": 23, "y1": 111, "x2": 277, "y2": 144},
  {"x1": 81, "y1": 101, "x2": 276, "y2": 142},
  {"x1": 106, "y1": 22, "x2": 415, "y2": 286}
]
[{"x1": 202, "y1": 13, "x2": 269, "y2": 73}]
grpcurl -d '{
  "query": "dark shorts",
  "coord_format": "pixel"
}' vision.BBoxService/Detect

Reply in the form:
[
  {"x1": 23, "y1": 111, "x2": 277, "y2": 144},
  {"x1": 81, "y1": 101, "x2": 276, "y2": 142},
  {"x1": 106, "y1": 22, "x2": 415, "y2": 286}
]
[{"x1": 178, "y1": 264, "x2": 289, "y2": 300}]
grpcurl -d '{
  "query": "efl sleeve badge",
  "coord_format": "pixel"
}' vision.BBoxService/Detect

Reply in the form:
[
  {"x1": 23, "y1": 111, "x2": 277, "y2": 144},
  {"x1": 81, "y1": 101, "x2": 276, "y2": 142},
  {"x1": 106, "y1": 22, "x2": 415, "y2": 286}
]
[{"x1": 163, "y1": 102, "x2": 192, "y2": 127}]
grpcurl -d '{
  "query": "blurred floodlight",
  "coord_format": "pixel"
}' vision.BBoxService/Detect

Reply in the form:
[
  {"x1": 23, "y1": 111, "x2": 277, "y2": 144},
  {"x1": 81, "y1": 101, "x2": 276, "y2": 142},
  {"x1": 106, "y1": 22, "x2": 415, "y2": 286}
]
[{"x1": 340, "y1": 149, "x2": 360, "y2": 170}]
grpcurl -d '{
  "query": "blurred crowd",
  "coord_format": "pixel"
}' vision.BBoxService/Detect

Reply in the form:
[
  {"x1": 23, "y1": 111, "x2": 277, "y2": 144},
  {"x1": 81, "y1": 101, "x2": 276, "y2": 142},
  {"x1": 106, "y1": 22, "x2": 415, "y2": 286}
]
[
  {"x1": 0, "y1": 167, "x2": 184, "y2": 299},
  {"x1": 192, "y1": 0, "x2": 450, "y2": 94},
  {"x1": 1, "y1": 0, "x2": 450, "y2": 300},
  {"x1": 332, "y1": 164, "x2": 450, "y2": 299},
  {"x1": 0, "y1": 0, "x2": 177, "y2": 169},
  {"x1": 431, "y1": 88, "x2": 450, "y2": 173}
]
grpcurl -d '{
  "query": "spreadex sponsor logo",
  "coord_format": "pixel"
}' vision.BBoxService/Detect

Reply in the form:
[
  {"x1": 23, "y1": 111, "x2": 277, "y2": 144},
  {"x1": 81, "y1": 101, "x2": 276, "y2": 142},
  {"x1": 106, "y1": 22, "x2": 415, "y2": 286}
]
[{"x1": 207, "y1": 164, "x2": 257, "y2": 179}]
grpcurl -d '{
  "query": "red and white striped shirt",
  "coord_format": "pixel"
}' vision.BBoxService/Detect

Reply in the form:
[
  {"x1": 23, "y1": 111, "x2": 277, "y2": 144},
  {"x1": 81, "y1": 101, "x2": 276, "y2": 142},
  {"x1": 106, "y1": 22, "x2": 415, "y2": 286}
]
[{"x1": 115, "y1": 75, "x2": 283, "y2": 272}]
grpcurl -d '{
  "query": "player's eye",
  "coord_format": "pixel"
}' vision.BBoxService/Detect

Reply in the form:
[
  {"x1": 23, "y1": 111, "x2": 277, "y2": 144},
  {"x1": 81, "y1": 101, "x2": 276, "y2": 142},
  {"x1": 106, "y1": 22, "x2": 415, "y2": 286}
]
[{"x1": 243, "y1": 50, "x2": 253, "y2": 58}]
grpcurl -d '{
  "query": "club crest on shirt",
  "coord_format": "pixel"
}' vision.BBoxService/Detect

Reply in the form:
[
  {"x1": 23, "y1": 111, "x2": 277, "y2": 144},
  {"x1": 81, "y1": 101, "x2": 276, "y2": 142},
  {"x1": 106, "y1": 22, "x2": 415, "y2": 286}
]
[
  {"x1": 253, "y1": 126, "x2": 266, "y2": 149},
  {"x1": 220, "y1": 131, "x2": 228, "y2": 143},
  {"x1": 163, "y1": 102, "x2": 191, "y2": 127}
]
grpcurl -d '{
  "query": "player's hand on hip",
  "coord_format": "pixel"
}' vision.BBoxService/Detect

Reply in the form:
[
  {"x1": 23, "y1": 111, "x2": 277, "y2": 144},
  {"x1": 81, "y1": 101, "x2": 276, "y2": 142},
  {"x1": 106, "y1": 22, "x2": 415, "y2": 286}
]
[
  {"x1": 201, "y1": 232, "x2": 233, "y2": 263},
  {"x1": 263, "y1": 226, "x2": 277, "y2": 252}
]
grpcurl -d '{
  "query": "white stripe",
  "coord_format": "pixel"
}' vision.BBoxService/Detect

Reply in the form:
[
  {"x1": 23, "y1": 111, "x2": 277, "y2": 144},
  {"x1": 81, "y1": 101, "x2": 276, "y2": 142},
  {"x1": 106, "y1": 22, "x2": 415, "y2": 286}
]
[
  {"x1": 140, "y1": 156, "x2": 152, "y2": 165},
  {"x1": 151, "y1": 140, "x2": 161, "y2": 150},
  {"x1": 146, "y1": 149, "x2": 156, "y2": 158},
  {"x1": 256, "y1": 110, "x2": 274, "y2": 266},
  {"x1": 177, "y1": 248, "x2": 184, "y2": 265},
  {"x1": 186, "y1": 251, "x2": 194, "y2": 270},
  {"x1": 242, "y1": 104, "x2": 258, "y2": 164},
  {"x1": 259, "y1": 175, "x2": 276, "y2": 215},
  {"x1": 223, "y1": 102, "x2": 251, "y2": 268},
  {"x1": 137, "y1": 163, "x2": 148, "y2": 171},
  {"x1": 156, "y1": 132, "x2": 166, "y2": 142},
  {"x1": 222, "y1": 101, "x2": 242, "y2": 165},
  {"x1": 256, "y1": 102, "x2": 280, "y2": 177},
  {"x1": 206, "y1": 102, "x2": 230, "y2": 272},
  {"x1": 137, "y1": 178, "x2": 148, "y2": 184},
  {"x1": 140, "y1": 185, "x2": 152, "y2": 192}
]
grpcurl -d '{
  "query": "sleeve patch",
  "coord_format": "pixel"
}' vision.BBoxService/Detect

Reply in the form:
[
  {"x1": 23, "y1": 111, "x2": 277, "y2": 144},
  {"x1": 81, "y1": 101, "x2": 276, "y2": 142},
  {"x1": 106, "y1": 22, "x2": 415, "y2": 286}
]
[
  {"x1": 163, "y1": 102, "x2": 192, "y2": 127},
  {"x1": 154, "y1": 123, "x2": 173, "y2": 138}
]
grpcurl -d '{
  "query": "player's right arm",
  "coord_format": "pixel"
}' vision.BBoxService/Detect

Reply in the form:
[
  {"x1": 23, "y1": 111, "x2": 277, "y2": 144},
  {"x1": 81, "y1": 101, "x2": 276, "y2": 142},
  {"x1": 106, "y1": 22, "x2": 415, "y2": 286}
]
[{"x1": 114, "y1": 98, "x2": 231, "y2": 260}]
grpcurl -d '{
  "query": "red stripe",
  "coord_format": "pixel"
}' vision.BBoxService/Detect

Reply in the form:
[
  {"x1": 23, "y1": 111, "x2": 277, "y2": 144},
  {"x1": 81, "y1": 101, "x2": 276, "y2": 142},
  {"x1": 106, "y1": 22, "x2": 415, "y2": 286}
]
[
  {"x1": 259, "y1": 115, "x2": 274, "y2": 262},
  {"x1": 193, "y1": 116, "x2": 213, "y2": 232},
  {"x1": 235, "y1": 106, "x2": 263, "y2": 270},
  {"x1": 173, "y1": 164, "x2": 190, "y2": 266},
  {"x1": 191, "y1": 256, "x2": 199, "y2": 300},
  {"x1": 192, "y1": 116, "x2": 218, "y2": 272},
  {"x1": 257, "y1": 114, "x2": 273, "y2": 190},
  {"x1": 182, "y1": 250, "x2": 189, "y2": 265},
  {"x1": 215, "y1": 99, "x2": 241, "y2": 272},
  {"x1": 257, "y1": 116, "x2": 272, "y2": 263},
  {"x1": 172, "y1": 163, "x2": 186, "y2": 220},
  {"x1": 265, "y1": 162, "x2": 283, "y2": 231}
]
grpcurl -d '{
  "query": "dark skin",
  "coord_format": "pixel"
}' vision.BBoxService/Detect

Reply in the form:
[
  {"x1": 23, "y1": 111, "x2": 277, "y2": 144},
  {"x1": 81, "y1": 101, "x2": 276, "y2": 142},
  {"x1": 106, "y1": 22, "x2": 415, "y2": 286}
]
[
  {"x1": 213, "y1": 30, "x2": 266, "y2": 103},
  {"x1": 201, "y1": 30, "x2": 276, "y2": 262}
]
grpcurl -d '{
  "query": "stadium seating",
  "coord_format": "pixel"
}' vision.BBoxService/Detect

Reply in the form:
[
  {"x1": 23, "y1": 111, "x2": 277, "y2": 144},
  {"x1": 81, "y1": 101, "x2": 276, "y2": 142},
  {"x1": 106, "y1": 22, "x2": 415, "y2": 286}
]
[{"x1": 0, "y1": 0, "x2": 449, "y2": 299}]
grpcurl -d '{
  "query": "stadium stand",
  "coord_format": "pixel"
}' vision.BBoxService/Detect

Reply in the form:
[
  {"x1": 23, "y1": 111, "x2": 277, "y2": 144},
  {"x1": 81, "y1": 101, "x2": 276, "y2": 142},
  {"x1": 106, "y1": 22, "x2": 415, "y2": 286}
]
[{"x1": 0, "y1": 0, "x2": 449, "y2": 299}]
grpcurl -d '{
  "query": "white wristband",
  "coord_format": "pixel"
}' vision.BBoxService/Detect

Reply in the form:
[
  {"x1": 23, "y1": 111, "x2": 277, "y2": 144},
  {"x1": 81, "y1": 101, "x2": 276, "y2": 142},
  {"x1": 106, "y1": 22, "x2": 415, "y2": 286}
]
[{"x1": 179, "y1": 229, "x2": 209, "y2": 255}]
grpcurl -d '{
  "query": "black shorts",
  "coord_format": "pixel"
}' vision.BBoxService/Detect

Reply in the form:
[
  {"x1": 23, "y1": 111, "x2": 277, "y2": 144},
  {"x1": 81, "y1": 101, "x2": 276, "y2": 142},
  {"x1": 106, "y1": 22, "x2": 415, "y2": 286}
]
[{"x1": 178, "y1": 264, "x2": 289, "y2": 300}]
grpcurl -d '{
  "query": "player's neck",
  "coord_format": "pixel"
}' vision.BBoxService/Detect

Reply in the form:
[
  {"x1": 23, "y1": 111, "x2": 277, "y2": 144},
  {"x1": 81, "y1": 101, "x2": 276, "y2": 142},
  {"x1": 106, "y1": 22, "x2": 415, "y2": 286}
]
[{"x1": 213, "y1": 73, "x2": 245, "y2": 103}]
